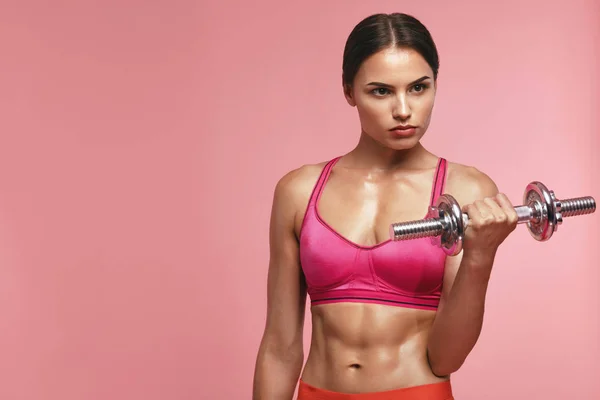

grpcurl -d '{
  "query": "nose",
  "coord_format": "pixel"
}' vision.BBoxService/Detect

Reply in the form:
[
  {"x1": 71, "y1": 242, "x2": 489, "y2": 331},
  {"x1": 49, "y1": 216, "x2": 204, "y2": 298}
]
[{"x1": 392, "y1": 94, "x2": 411, "y2": 120}]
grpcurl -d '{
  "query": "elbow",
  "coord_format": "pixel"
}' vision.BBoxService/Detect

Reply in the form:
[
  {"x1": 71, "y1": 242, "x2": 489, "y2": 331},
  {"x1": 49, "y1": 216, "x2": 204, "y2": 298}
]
[
  {"x1": 427, "y1": 348, "x2": 464, "y2": 378},
  {"x1": 430, "y1": 362, "x2": 461, "y2": 378},
  {"x1": 259, "y1": 335, "x2": 304, "y2": 366}
]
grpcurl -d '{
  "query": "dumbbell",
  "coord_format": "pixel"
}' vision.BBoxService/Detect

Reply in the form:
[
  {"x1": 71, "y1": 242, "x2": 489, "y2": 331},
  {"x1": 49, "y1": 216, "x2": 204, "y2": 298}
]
[{"x1": 388, "y1": 181, "x2": 596, "y2": 256}]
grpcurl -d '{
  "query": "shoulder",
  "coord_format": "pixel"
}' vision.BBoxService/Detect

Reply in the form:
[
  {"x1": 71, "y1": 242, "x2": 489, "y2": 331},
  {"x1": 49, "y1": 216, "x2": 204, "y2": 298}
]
[
  {"x1": 445, "y1": 160, "x2": 499, "y2": 205},
  {"x1": 274, "y1": 161, "x2": 328, "y2": 200},
  {"x1": 271, "y1": 160, "x2": 330, "y2": 220}
]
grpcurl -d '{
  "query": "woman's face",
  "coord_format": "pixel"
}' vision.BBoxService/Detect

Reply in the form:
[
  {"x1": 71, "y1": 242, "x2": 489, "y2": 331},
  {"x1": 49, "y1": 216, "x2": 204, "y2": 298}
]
[{"x1": 344, "y1": 46, "x2": 437, "y2": 150}]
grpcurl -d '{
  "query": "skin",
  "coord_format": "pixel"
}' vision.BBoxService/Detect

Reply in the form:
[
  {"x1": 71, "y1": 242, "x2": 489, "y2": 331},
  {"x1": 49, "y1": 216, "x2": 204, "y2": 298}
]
[{"x1": 252, "y1": 46, "x2": 519, "y2": 399}]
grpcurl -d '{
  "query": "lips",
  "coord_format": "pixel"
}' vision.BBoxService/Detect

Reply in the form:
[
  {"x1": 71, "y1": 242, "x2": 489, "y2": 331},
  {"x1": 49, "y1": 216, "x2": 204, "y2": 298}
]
[
  {"x1": 389, "y1": 125, "x2": 417, "y2": 137},
  {"x1": 390, "y1": 125, "x2": 416, "y2": 131}
]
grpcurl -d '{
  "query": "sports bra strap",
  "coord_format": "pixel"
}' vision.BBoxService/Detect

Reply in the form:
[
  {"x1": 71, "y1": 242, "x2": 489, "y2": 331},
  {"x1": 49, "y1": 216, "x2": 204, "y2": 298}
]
[
  {"x1": 429, "y1": 158, "x2": 448, "y2": 206},
  {"x1": 307, "y1": 157, "x2": 340, "y2": 207},
  {"x1": 309, "y1": 156, "x2": 447, "y2": 208}
]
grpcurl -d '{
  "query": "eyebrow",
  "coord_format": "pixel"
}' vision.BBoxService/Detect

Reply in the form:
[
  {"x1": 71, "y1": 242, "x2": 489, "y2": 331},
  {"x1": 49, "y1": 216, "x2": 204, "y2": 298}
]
[{"x1": 366, "y1": 76, "x2": 431, "y2": 88}]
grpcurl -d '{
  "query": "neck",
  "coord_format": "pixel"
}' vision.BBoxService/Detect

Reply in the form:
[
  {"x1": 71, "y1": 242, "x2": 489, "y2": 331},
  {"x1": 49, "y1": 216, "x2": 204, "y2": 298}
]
[{"x1": 341, "y1": 130, "x2": 436, "y2": 172}]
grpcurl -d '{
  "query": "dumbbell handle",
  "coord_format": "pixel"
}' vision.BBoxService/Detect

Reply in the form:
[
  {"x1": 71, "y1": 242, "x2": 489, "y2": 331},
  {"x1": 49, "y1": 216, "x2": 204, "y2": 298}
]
[{"x1": 390, "y1": 196, "x2": 596, "y2": 241}]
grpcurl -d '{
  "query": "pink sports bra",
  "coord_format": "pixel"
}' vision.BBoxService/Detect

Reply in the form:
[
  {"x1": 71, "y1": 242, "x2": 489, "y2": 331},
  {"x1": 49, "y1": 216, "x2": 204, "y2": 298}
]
[{"x1": 299, "y1": 156, "x2": 448, "y2": 311}]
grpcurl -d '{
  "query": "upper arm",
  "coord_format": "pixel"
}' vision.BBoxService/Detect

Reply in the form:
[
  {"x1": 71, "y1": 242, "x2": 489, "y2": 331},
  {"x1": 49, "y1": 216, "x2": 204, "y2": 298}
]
[
  {"x1": 437, "y1": 165, "x2": 500, "y2": 311},
  {"x1": 260, "y1": 170, "x2": 308, "y2": 357}
]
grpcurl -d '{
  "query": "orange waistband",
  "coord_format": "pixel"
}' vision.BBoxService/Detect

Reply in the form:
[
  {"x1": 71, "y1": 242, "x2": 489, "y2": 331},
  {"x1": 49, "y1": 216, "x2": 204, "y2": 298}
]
[{"x1": 297, "y1": 379, "x2": 454, "y2": 400}]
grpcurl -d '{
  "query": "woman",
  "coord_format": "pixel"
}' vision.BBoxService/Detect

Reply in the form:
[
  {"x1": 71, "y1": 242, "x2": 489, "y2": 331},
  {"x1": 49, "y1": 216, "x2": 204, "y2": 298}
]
[{"x1": 253, "y1": 12, "x2": 518, "y2": 400}]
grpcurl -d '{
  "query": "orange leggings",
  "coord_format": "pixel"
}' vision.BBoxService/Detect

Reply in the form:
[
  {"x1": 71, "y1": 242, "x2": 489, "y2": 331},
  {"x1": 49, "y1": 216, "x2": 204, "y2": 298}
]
[{"x1": 297, "y1": 379, "x2": 454, "y2": 400}]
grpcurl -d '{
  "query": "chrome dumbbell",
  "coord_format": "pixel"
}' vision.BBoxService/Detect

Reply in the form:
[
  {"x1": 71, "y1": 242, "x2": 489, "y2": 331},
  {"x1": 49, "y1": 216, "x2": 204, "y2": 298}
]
[{"x1": 389, "y1": 181, "x2": 596, "y2": 256}]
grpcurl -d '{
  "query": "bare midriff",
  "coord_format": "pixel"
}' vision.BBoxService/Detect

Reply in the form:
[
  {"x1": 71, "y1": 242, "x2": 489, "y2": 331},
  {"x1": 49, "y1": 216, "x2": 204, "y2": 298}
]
[{"x1": 300, "y1": 302, "x2": 448, "y2": 394}]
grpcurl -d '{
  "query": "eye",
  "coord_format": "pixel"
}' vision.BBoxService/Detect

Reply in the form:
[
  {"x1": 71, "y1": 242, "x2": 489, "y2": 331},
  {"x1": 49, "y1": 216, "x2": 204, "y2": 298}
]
[
  {"x1": 411, "y1": 84, "x2": 428, "y2": 93},
  {"x1": 372, "y1": 88, "x2": 390, "y2": 96}
]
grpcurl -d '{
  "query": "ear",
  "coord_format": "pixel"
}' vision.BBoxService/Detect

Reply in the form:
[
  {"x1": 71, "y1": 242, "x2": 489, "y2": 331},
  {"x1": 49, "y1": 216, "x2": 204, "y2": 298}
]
[{"x1": 343, "y1": 83, "x2": 356, "y2": 107}]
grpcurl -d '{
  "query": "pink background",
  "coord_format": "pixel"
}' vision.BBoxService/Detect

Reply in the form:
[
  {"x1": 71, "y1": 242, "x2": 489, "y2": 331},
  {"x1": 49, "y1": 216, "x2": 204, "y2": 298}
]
[{"x1": 0, "y1": 1, "x2": 598, "y2": 399}]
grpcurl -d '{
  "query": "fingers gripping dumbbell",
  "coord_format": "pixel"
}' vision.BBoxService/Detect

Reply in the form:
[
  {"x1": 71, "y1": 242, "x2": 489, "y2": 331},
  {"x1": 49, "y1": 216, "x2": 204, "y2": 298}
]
[{"x1": 388, "y1": 181, "x2": 596, "y2": 256}]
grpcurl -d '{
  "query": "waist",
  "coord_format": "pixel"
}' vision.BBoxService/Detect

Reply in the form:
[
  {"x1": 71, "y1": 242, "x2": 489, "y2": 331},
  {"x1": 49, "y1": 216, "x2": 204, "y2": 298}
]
[
  {"x1": 303, "y1": 302, "x2": 442, "y2": 393},
  {"x1": 301, "y1": 346, "x2": 445, "y2": 394}
]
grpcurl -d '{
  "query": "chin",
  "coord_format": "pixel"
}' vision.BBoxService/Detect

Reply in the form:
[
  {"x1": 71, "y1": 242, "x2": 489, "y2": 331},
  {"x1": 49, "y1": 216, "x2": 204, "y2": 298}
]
[
  {"x1": 387, "y1": 143, "x2": 419, "y2": 151},
  {"x1": 381, "y1": 136, "x2": 422, "y2": 151}
]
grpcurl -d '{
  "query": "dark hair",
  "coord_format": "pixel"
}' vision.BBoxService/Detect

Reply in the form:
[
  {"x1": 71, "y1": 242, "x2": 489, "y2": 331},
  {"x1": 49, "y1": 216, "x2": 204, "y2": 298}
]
[{"x1": 342, "y1": 13, "x2": 440, "y2": 87}]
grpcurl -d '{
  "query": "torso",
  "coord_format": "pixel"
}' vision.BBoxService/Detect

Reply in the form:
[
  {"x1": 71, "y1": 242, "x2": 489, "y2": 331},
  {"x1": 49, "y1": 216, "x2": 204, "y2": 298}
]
[
  {"x1": 302, "y1": 303, "x2": 443, "y2": 393},
  {"x1": 291, "y1": 154, "x2": 461, "y2": 393}
]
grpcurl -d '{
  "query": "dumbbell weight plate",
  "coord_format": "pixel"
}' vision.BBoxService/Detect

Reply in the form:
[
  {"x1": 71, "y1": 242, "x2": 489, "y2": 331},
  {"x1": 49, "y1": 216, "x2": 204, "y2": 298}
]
[
  {"x1": 523, "y1": 182, "x2": 560, "y2": 242},
  {"x1": 427, "y1": 194, "x2": 466, "y2": 256}
]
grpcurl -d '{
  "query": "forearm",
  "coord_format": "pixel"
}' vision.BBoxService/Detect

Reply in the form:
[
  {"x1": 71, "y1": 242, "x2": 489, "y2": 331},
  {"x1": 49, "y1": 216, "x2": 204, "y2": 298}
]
[
  {"x1": 427, "y1": 251, "x2": 495, "y2": 376},
  {"x1": 253, "y1": 347, "x2": 304, "y2": 400}
]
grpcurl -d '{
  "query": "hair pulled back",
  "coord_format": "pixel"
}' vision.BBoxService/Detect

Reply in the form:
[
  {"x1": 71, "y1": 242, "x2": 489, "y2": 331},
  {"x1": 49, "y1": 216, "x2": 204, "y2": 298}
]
[{"x1": 342, "y1": 13, "x2": 440, "y2": 87}]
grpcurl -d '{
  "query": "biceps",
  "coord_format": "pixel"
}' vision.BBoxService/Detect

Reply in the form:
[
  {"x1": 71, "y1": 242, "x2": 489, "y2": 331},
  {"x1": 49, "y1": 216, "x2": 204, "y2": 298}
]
[
  {"x1": 262, "y1": 223, "x2": 307, "y2": 351},
  {"x1": 261, "y1": 174, "x2": 308, "y2": 351},
  {"x1": 265, "y1": 252, "x2": 307, "y2": 336}
]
